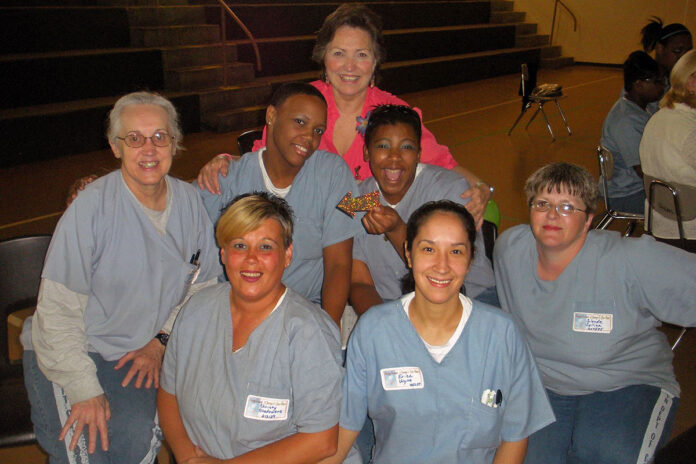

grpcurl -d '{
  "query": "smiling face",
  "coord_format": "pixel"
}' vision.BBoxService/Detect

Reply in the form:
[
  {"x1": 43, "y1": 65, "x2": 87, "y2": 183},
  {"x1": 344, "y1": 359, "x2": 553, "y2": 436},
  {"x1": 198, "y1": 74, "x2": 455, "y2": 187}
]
[
  {"x1": 109, "y1": 104, "x2": 173, "y2": 195},
  {"x1": 265, "y1": 94, "x2": 327, "y2": 175},
  {"x1": 364, "y1": 122, "x2": 420, "y2": 204},
  {"x1": 324, "y1": 25, "x2": 377, "y2": 100},
  {"x1": 221, "y1": 218, "x2": 293, "y2": 306},
  {"x1": 530, "y1": 188, "x2": 593, "y2": 254},
  {"x1": 405, "y1": 212, "x2": 472, "y2": 307}
]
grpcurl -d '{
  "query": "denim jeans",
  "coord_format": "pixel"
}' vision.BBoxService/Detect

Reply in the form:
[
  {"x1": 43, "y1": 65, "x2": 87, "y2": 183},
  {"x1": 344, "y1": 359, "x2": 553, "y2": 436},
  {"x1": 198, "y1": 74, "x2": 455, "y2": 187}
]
[
  {"x1": 525, "y1": 385, "x2": 678, "y2": 464},
  {"x1": 23, "y1": 350, "x2": 161, "y2": 464},
  {"x1": 609, "y1": 190, "x2": 646, "y2": 215}
]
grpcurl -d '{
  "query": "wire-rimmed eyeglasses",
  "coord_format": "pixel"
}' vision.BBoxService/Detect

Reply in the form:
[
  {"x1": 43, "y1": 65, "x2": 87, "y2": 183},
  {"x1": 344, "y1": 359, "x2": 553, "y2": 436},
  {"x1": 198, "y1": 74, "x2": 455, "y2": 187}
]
[{"x1": 117, "y1": 131, "x2": 174, "y2": 148}]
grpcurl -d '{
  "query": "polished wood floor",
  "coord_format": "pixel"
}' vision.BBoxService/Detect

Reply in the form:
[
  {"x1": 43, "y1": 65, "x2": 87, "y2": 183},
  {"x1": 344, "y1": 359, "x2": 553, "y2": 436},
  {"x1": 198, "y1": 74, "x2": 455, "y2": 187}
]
[{"x1": 1, "y1": 65, "x2": 694, "y2": 463}]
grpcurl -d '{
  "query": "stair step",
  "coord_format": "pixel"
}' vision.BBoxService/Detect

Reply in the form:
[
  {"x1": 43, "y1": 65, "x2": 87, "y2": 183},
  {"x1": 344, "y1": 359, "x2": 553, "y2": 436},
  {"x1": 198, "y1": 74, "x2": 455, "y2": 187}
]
[
  {"x1": 515, "y1": 22, "x2": 537, "y2": 35},
  {"x1": 199, "y1": 83, "x2": 272, "y2": 113},
  {"x1": 130, "y1": 24, "x2": 219, "y2": 47},
  {"x1": 490, "y1": 1, "x2": 514, "y2": 12},
  {"x1": 490, "y1": 11, "x2": 525, "y2": 24},
  {"x1": 541, "y1": 55, "x2": 575, "y2": 69},
  {"x1": 97, "y1": 0, "x2": 189, "y2": 6},
  {"x1": 541, "y1": 45, "x2": 562, "y2": 59},
  {"x1": 165, "y1": 62, "x2": 255, "y2": 91},
  {"x1": 161, "y1": 43, "x2": 237, "y2": 69},
  {"x1": 203, "y1": 105, "x2": 266, "y2": 132},
  {"x1": 127, "y1": 5, "x2": 207, "y2": 27},
  {"x1": 515, "y1": 34, "x2": 549, "y2": 48}
]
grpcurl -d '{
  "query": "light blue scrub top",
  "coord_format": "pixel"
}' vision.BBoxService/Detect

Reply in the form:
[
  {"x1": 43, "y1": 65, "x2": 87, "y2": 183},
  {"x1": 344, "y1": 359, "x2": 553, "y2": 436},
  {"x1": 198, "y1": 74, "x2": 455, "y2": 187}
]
[
  {"x1": 600, "y1": 96, "x2": 653, "y2": 199},
  {"x1": 161, "y1": 284, "x2": 343, "y2": 459},
  {"x1": 197, "y1": 149, "x2": 362, "y2": 304},
  {"x1": 341, "y1": 296, "x2": 554, "y2": 464},
  {"x1": 353, "y1": 164, "x2": 495, "y2": 299},
  {"x1": 40, "y1": 171, "x2": 222, "y2": 360},
  {"x1": 494, "y1": 225, "x2": 696, "y2": 397}
]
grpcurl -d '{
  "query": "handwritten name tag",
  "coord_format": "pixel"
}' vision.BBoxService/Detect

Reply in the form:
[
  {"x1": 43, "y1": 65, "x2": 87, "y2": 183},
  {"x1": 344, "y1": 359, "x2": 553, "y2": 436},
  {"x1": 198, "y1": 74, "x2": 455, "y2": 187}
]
[
  {"x1": 573, "y1": 312, "x2": 613, "y2": 334},
  {"x1": 380, "y1": 367, "x2": 424, "y2": 391},
  {"x1": 244, "y1": 395, "x2": 289, "y2": 421}
]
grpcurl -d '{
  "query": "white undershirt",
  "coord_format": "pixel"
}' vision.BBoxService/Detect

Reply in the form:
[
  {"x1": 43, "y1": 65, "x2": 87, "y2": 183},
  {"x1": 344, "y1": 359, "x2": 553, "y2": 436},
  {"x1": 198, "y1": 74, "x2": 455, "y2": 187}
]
[
  {"x1": 257, "y1": 148, "x2": 291, "y2": 198},
  {"x1": 400, "y1": 291, "x2": 472, "y2": 363},
  {"x1": 122, "y1": 175, "x2": 172, "y2": 235}
]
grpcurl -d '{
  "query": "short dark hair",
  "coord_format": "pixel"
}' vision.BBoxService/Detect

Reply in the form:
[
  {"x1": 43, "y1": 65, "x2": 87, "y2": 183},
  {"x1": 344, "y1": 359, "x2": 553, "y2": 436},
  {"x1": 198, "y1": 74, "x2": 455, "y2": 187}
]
[
  {"x1": 400, "y1": 200, "x2": 476, "y2": 294},
  {"x1": 269, "y1": 82, "x2": 327, "y2": 109},
  {"x1": 623, "y1": 50, "x2": 660, "y2": 92},
  {"x1": 364, "y1": 104, "x2": 422, "y2": 147},
  {"x1": 641, "y1": 17, "x2": 691, "y2": 52},
  {"x1": 311, "y1": 3, "x2": 386, "y2": 80}
]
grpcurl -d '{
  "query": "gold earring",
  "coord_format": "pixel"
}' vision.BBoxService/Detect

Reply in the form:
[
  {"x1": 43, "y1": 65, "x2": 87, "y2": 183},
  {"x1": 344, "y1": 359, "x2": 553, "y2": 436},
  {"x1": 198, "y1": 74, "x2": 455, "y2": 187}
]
[{"x1": 370, "y1": 75, "x2": 375, "y2": 88}]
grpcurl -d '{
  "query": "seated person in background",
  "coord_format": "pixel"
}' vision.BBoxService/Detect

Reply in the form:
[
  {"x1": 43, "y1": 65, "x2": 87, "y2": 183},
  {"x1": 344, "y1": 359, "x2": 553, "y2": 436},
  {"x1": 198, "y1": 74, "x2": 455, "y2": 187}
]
[
  {"x1": 641, "y1": 17, "x2": 692, "y2": 86},
  {"x1": 600, "y1": 51, "x2": 664, "y2": 214},
  {"x1": 197, "y1": 83, "x2": 363, "y2": 325},
  {"x1": 159, "y1": 193, "x2": 343, "y2": 463},
  {"x1": 350, "y1": 104, "x2": 497, "y2": 320},
  {"x1": 495, "y1": 162, "x2": 696, "y2": 464},
  {"x1": 640, "y1": 49, "x2": 696, "y2": 251},
  {"x1": 323, "y1": 200, "x2": 554, "y2": 464},
  {"x1": 22, "y1": 92, "x2": 222, "y2": 463}
]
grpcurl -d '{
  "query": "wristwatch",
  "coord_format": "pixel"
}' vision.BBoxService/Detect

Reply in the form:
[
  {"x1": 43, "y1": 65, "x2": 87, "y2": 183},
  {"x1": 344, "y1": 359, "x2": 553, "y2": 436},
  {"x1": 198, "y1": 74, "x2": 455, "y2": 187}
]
[{"x1": 155, "y1": 332, "x2": 169, "y2": 347}]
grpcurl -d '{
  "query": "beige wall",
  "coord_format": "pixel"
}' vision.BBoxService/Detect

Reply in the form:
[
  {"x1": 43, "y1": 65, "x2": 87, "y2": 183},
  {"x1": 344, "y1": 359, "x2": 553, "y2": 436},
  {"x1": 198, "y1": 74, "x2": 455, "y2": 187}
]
[{"x1": 514, "y1": 0, "x2": 696, "y2": 64}]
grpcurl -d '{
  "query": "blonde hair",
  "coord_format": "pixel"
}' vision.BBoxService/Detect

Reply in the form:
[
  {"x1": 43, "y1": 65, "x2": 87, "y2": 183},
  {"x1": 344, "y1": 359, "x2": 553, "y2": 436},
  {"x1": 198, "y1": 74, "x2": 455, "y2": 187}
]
[
  {"x1": 661, "y1": 50, "x2": 696, "y2": 109},
  {"x1": 215, "y1": 192, "x2": 294, "y2": 248}
]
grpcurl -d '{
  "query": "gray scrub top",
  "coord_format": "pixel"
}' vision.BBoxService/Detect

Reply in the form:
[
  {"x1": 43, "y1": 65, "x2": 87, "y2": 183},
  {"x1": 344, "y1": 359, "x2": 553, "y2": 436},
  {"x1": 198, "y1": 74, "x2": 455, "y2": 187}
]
[
  {"x1": 494, "y1": 225, "x2": 696, "y2": 396},
  {"x1": 197, "y1": 149, "x2": 362, "y2": 304},
  {"x1": 353, "y1": 163, "x2": 495, "y2": 299},
  {"x1": 161, "y1": 284, "x2": 343, "y2": 459},
  {"x1": 40, "y1": 171, "x2": 222, "y2": 360}
]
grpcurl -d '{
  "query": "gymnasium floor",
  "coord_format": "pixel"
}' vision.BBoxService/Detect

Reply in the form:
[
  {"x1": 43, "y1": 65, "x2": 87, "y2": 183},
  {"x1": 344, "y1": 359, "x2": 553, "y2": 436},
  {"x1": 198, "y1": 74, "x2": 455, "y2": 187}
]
[{"x1": 1, "y1": 65, "x2": 694, "y2": 462}]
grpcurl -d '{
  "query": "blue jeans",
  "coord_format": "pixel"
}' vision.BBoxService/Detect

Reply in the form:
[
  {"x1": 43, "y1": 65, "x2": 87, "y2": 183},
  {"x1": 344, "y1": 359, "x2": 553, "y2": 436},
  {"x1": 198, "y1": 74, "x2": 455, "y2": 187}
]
[
  {"x1": 609, "y1": 190, "x2": 645, "y2": 215},
  {"x1": 23, "y1": 350, "x2": 161, "y2": 464},
  {"x1": 525, "y1": 385, "x2": 678, "y2": 464}
]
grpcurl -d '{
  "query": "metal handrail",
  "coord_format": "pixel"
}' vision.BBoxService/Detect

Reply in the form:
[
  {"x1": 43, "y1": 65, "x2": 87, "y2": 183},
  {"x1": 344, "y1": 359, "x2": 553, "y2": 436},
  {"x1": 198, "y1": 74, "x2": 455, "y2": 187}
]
[
  {"x1": 216, "y1": 0, "x2": 262, "y2": 86},
  {"x1": 550, "y1": 0, "x2": 577, "y2": 45}
]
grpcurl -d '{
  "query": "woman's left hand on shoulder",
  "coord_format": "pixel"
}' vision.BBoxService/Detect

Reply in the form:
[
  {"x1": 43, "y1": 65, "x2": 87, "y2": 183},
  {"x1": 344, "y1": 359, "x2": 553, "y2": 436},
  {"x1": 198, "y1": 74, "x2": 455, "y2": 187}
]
[
  {"x1": 114, "y1": 338, "x2": 166, "y2": 389},
  {"x1": 460, "y1": 182, "x2": 491, "y2": 229},
  {"x1": 362, "y1": 205, "x2": 403, "y2": 235}
]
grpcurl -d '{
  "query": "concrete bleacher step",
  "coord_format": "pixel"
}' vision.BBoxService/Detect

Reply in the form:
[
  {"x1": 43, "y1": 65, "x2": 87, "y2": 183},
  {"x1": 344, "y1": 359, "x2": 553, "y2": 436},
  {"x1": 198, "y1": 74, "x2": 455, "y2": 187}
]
[
  {"x1": 202, "y1": 105, "x2": 267, "y2": 133},
  {"x1": 515, "y1": 22, "x2": 537, "y2": 35},
  {"x1": 516, "y1": 34, "x2": 550, "y2": 48},
  {"x1": 490, "y1": 10, "x2": 526, "y2": 23},
  {"x1": 96, "y1": 0, "x2": 188, "y2": 5},
  {"x1": 541, "y1": 55, "x2": 575, "y2": 69},
  {"x1": 198, "y1": 82, "x2": 272, "y2": 114},
  {"x1": 130, "y1": 24, "x2": 220, "y2": 47},
  {"x1": 126, "y1": 5, "x2": 207, "y2": 27},
  {"x1": 490, "y1": 1, "x2": 514, "y2": 12},
  {"x1": 165, "y1": 62, "x2": 255, "y2": 91},
  {"x1": 161, "y1": 43, "x2": 237, "y2": 69}
]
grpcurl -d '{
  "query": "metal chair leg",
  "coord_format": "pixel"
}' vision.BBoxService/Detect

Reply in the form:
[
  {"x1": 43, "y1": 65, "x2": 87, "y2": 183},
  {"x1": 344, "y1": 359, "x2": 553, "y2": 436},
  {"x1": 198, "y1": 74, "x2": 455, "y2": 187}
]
[
  {"x1": 623, "y1": 220, "x2": 637, "y2": 237},
  {"x1": 555, "y1": 100, "x2": 572, "y2": 135},
  {"x1": 539, "y1": 105, "x2": 556, "y2": 141},
  {"x1": 524, "y1": 104, "x2": 541, "y2": 130},
  {"x1": 595, "y1": 211, "x2": 613, "y2": 230},
  {"x1": 508, "y1": 103, "x2": 531, "y2": 135},
  {"x1": 672, "y1": 327, "x2": 687, "y2": 351}
]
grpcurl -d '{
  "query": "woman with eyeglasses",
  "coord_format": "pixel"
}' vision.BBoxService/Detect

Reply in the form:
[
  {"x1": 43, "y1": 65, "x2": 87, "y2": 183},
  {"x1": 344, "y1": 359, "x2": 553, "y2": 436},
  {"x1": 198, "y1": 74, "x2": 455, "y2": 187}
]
[
  {"x1": 21, "y1": 91, "x2": 222, "y2": 463},
  {"x1": 494, "y1": 162, "x2": 696, "y2": 464}
]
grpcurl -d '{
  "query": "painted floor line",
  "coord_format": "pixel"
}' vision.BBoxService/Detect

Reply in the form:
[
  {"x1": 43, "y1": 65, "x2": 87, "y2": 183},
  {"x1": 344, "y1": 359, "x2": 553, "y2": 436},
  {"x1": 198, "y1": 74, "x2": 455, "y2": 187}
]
[{"x1": 0, "y1": 211, "x2": 63, "y2": 231}]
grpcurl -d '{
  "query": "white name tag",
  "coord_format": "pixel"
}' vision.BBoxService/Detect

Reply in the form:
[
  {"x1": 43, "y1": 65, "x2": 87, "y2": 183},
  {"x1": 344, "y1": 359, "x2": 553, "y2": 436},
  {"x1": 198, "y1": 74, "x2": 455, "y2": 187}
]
[
  {"x1": 573, "y1": 312, "x2": 613, "y2": 334},
  {"x1": 243, "y1": 395, "x2": 289, "y2": 421},
  {"x1": 380, "y1": 367, "x2": 424, "y2": 390}
]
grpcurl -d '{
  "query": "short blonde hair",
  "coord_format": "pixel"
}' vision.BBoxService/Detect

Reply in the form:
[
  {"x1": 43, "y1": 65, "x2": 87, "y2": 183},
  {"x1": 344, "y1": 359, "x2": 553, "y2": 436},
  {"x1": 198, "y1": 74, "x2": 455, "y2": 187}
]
[
  {"x1": 216, "y1": 192, "x2": 294, "y2": 248},
  {"x1": 661, "y1": 49, "x2": 696, "y2": 109}
]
